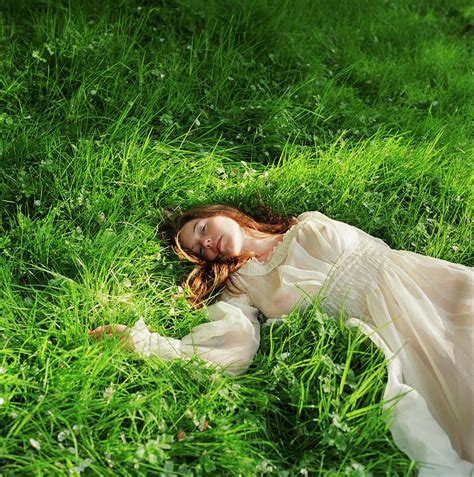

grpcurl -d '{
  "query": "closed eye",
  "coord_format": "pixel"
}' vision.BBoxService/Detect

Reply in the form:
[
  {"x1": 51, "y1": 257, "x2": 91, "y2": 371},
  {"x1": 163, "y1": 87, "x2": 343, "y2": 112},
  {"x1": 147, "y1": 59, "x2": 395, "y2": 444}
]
[{"x1": 198, "y1": 223, "x2": 206, "y2": 257}]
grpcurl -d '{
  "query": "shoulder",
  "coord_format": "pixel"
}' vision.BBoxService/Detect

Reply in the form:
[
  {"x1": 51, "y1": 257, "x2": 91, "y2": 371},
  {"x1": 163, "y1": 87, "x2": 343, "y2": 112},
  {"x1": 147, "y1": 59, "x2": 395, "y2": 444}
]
[{"x1": 296, "y1": 210, "x2": 328, "y2": 222}]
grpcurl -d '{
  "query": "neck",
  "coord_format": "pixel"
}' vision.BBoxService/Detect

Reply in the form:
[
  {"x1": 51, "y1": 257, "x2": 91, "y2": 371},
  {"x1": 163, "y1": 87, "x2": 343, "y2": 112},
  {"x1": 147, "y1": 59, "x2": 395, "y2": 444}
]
[{"x1": 241, "y1": 229, "x2": 282, "y2": 259}]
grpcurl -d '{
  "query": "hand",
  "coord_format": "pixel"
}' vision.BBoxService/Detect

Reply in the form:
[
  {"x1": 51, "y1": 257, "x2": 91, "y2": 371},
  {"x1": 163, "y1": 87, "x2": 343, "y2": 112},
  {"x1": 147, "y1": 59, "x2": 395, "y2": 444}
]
[{"x1": 88, "y1": 324, "x2": 129, "y2": 339}]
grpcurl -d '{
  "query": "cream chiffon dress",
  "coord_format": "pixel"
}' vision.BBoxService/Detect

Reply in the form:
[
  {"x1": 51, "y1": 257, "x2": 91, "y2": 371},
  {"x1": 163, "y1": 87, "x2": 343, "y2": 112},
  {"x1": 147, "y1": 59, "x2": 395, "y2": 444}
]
[{"x1": 129, "y1": 211, "x2": 474, "y2": 476}]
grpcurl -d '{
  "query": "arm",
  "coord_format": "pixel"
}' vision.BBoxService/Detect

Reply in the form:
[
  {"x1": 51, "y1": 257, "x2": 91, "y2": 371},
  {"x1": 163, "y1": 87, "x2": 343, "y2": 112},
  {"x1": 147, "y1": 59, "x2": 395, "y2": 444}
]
[{"x1": 88, "y1": 293, "x2": 261, "y2": 376}]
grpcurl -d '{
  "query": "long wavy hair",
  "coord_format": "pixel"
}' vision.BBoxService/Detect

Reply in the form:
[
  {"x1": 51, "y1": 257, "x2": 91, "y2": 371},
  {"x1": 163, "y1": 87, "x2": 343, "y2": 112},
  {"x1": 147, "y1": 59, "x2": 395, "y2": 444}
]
[{"x1": 160, "y1": 204, "x2": 298, "y2": 309}]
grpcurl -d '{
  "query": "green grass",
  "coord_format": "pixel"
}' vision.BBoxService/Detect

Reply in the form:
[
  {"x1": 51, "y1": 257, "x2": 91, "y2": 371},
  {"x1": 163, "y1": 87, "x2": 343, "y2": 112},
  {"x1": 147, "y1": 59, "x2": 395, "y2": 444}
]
[{"x1": 0, "y1": 0, "x2": 472, "y2": 475}]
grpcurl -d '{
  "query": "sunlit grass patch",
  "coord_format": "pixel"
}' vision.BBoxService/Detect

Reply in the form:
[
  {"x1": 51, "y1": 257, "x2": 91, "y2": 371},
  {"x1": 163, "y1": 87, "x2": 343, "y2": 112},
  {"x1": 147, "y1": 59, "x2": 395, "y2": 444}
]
[{"x1": 1, "y1": 0, "x2": 472, "y2": 474}]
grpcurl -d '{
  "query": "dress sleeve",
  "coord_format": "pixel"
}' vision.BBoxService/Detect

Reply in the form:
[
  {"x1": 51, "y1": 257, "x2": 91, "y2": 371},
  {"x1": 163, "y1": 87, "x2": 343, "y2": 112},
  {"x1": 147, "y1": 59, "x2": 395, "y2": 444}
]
[{"x1": 127, "y1": 292, "x2": 261, "y2": 376}]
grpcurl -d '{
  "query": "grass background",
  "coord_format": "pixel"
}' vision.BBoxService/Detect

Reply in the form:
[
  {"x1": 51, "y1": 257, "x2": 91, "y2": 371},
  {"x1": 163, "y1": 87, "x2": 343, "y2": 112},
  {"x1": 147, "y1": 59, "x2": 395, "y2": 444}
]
[{"x1": 0, "y1": 0, "x2": 473, "y2": 475}]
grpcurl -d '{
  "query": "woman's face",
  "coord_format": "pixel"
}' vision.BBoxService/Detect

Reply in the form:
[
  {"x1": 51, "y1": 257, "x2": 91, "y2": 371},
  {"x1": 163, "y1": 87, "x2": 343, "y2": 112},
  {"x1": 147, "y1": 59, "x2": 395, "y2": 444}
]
[{"x1": 178, "y1": 215, "x2": 245, "y2": 262}]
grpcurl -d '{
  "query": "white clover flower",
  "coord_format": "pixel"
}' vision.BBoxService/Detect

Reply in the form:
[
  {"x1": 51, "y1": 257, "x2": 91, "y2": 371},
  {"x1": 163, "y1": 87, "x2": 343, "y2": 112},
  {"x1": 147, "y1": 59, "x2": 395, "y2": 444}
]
[
  {"x1": 135, "y1": 445, "x2": 145, "y2": 459},
  {"x1": 0, "y1": 397, "x2": 5, "y2": 406},
  {"x1": 57, "y1": 430, "x2": 70, "y2": 442},
  {"x1": 33, "y1": 200, "x2": 41, "y2": 207},
  {"x1": 29, "y1": 438, "x2": 41, "y2": 450},
  {"x1": 72, "y1": 457, "x2": 92, "y2": 474},
  {"x1": 103, "y1": 383, "x2": 115, "y2": 402}
]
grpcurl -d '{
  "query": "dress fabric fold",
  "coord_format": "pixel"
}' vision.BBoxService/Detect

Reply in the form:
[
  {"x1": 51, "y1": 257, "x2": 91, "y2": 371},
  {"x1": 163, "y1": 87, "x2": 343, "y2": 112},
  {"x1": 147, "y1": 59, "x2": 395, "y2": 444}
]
[{"x1": 128, "y1": 210, "x2": 473, "y2": 475}]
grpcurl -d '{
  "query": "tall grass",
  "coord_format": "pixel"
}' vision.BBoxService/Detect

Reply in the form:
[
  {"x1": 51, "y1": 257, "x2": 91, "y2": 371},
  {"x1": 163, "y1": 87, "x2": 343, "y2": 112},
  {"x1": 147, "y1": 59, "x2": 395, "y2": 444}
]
[{"x1": 0, "y1": 0, "x2": 472, "y2": 475}]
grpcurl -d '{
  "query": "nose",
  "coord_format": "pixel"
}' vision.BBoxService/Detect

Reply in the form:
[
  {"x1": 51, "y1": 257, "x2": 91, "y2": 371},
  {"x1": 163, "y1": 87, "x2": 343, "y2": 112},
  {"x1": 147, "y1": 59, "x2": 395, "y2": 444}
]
[{"x1": 201, "y1": 236, "x2": 212, "y2": 249}]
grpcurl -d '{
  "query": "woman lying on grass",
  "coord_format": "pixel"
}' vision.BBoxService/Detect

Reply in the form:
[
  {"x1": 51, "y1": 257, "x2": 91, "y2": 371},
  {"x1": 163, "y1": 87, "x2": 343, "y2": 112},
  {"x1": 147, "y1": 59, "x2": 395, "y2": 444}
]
[{"x1": 88, "y1": 204, "x2": 473, "y2": 476}]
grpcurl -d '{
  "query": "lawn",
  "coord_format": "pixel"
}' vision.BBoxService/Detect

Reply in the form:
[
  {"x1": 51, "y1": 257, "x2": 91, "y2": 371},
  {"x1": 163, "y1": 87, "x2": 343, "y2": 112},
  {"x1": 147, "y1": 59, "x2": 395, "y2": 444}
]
[{"x1": 0, "y1": 0, "x2": 472, "y2": 475}]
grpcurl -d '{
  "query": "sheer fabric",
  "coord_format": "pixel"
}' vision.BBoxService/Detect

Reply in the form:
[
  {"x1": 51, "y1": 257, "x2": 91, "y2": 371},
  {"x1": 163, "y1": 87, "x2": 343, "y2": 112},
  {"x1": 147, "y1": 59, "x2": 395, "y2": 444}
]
[
  {"x1": 128, "y1": 211, "x2": 473, "y2": 475},
  {"x1": 129, "y1": 292, "x2": 260, "y2": 376}
]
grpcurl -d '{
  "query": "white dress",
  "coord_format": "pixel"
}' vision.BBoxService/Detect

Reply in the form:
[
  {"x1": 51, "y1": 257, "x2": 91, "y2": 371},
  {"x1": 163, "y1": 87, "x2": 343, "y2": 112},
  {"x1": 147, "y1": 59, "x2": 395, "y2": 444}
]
[{"x1": 129, "y1": 211, "x2": 474, "y2": 476}]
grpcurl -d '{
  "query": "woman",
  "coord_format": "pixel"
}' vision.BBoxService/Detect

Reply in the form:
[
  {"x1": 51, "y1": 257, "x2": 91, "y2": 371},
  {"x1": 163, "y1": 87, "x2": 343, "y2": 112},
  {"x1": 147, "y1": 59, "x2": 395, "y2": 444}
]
[{"x1": 89, "y1": 204, "x2": 474, "y2": 476}]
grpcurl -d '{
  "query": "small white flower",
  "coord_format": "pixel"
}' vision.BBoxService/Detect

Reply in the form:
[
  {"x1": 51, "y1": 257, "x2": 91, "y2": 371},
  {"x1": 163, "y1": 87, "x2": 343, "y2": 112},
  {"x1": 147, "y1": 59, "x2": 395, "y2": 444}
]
[
  {"x1": 0, "y1": 367, "x2": 6, "y2": 374},
  {"x1": 0, "y1": 397, "x2": 5, "y2": 405},
  {"x1": 169, "y1": 307, "x2": 175, "y2": 315},
  {"x1": 103, "y1": 383, "x2": 115, "y2": 401},
  {"x1": 33, "y1": 200, "x2": 41, "y2": 207},
  {"x1": 29, "y1": 438, "x2": 41, "y2": 450},
  {"x1": 57, "y1": 430, "x2": 70, "y2": 442},
  {"x1": 90, "y1": 90, "x2": 97, "y2": 95},
  {"x1": 136, "y1": 445, "x2": 146, "y2": 459},
  {"x1": 123, "y1": 278, "x2": 132, "y2": 288},
  {"x1": 159, "y1": 73, "x2": 165, "y2": 79}
]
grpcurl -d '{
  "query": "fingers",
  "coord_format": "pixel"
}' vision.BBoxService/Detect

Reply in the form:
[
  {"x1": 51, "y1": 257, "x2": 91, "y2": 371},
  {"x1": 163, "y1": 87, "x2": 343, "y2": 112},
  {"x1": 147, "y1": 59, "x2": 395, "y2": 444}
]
[
  {"x1": 88, "y1": 324, "x2": 129, "y2": 338},
  {"x1": 87, "y1": 324, "x2": 124, "y2": 339}
]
